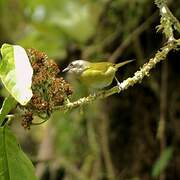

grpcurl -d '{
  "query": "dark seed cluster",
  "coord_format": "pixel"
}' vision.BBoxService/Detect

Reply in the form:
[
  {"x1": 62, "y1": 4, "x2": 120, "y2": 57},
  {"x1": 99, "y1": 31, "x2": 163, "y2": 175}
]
[
  {"x1": 20, "y1": 48, "x2": 73, "y2": 129},
  {"x1": 21, "y1": 112, "x2": 33, "y2": 130}
]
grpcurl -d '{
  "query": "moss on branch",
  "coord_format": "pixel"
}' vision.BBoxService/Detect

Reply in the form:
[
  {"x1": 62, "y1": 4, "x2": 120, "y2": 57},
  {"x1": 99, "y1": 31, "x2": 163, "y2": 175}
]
[
  {"x1": 58, "y1": 39, "x2": 180, "y2": 112},
  {"x1": 56, "y1": 1, "x2": 180, "y2": 112},
  {"x1": 155, "y1": 0, "x2": 180, "y2": 39}
]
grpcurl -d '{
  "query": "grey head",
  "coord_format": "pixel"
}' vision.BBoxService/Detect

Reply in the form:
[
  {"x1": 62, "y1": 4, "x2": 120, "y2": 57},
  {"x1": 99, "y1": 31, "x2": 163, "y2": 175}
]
[{"x1": 62, "y1": 60, "x2": 90, "y2": 75}]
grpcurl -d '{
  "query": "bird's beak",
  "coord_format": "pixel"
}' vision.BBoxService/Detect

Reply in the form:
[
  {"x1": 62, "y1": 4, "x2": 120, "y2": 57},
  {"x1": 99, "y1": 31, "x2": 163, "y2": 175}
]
[{"x1": 62, "y1": 67, "x2": 69, "y2": 73}]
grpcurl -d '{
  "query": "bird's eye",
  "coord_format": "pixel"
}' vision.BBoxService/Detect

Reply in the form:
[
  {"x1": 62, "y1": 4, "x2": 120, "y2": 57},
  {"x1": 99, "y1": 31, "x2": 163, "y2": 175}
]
[{"x1": 69, "y1": 63, "x2": 73, "y2": 67}]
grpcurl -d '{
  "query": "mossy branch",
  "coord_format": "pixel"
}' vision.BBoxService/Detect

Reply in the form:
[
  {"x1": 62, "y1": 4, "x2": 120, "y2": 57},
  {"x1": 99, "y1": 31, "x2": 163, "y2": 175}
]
[
  {"x1": 58, "y1": 39, "x2": 180, "y2": 112},
  {"x1": 55, "y1": 1, "x2": 180, "y2": 113},
  {"x1": 155, "y1": 0, "x2": 180, "y2": 39}
]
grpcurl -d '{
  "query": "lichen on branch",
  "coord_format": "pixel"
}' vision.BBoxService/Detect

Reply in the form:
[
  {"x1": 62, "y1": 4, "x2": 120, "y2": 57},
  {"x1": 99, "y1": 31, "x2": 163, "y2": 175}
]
[
  {"x1": 155, "y1": 0, "x2": 180, "y2": 39},
  {"x1": 20, "y1": 1, "x2": 180, "y2": 127},
  {"x1": 57, "y1": 1, "x2": 180, "y2": 112},
  {"x1": 58, "y1": 39, "x2": 180, "y2": 112}
]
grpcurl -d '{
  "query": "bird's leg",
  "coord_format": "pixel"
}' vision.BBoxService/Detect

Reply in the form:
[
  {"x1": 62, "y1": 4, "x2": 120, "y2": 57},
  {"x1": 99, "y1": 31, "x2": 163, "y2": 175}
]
[
  {"x1": 89, "y1": 89, "x2": 98, "y2": 97},
  {"x1": 115, "y1": 76, "x2": 122, "y2": 91}
]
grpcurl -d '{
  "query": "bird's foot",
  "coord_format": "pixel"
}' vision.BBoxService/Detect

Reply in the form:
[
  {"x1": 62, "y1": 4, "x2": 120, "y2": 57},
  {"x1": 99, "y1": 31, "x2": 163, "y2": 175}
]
[{"x1": 115, "y1": 77, "x2": 122, "y2": 91}]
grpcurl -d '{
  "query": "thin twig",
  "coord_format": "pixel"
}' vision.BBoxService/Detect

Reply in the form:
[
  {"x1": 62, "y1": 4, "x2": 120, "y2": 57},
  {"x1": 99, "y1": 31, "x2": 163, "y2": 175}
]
[{"x1": 109, "y1": 11, "x2": 159, "y2": 62}]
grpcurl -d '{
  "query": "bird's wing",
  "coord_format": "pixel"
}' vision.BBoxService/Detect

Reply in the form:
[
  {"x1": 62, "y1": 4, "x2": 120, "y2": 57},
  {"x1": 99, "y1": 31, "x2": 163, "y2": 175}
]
[
  {"x1": 89, "y1": 62, "x2": 113, "y2": 73},
  {"x1": 81, "y1": 65, "x2": 116, "y2": 89},
  {"x1": 82, "y1": 68, "x2": 104, "y2": 77}
]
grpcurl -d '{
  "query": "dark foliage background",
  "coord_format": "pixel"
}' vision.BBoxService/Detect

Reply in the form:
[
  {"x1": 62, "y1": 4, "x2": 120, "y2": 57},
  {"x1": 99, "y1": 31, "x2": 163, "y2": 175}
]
[{"x1": 0, "y1": 0, "x2": 180, "y2": 179}]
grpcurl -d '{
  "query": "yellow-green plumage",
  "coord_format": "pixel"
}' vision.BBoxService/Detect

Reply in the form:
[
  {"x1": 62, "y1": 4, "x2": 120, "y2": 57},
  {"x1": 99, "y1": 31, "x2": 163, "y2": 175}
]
[
  {"x1": 63, "y1": 59, "x2": 133, "y2": 89},
  {"x1": 80, "y1": 60, "x2": 133, "y2": 89}
]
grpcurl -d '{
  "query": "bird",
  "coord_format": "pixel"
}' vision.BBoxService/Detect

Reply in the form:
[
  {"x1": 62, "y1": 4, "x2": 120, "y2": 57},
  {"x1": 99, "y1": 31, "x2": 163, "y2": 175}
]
[{"x1": 62, "y1": 59, "x2": 134, "y2": 90}]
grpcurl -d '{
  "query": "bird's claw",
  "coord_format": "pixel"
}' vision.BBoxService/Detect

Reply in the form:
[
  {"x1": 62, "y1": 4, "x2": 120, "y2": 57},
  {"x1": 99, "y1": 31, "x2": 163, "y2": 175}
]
[
  {"x1": 115, "y1": 76, "x2": 122, "y2": 91},
  {"x1": 117, "y1": 82, "x2": 122, "y2": 91}
]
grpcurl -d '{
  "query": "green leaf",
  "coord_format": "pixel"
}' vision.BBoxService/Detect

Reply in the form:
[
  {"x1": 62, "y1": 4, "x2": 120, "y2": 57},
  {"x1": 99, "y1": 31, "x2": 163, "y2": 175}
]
[
  {"x1": 0, "y1": 43, "x2": 33, "y2": 105},
  {"x1": 0, "y1": 126, "x2": 37, "y2": 180},
  {"x1": 0, "y1": 96, "x2": 17, "y2": 126},
  {"x1": 152, "y1": 147, "x2": 173, "y2": 178}
]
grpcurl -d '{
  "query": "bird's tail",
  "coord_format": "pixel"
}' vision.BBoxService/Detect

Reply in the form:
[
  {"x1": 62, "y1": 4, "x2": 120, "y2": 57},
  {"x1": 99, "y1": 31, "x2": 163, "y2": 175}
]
[{"x1": 115, "y1": 59, "x2": 135, "y2": 69}]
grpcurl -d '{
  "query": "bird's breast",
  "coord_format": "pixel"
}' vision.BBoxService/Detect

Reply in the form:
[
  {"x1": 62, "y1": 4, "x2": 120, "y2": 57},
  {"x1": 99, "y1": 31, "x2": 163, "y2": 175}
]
[{"x1": 80, "y1": 66, "x2": 116, "y2": 89}]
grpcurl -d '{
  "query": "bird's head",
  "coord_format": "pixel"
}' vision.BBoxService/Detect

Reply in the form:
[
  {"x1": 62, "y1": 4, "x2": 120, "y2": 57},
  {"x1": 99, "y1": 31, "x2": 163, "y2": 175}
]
[{"x1": 62, "y1": 60, "x2": 90, "y2": 75}]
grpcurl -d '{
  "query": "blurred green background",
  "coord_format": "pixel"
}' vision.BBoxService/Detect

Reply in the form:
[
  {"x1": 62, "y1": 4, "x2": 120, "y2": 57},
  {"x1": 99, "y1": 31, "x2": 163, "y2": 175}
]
[{"x1": 0, "y1": 0, "x2": 180, "y2": 179}]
